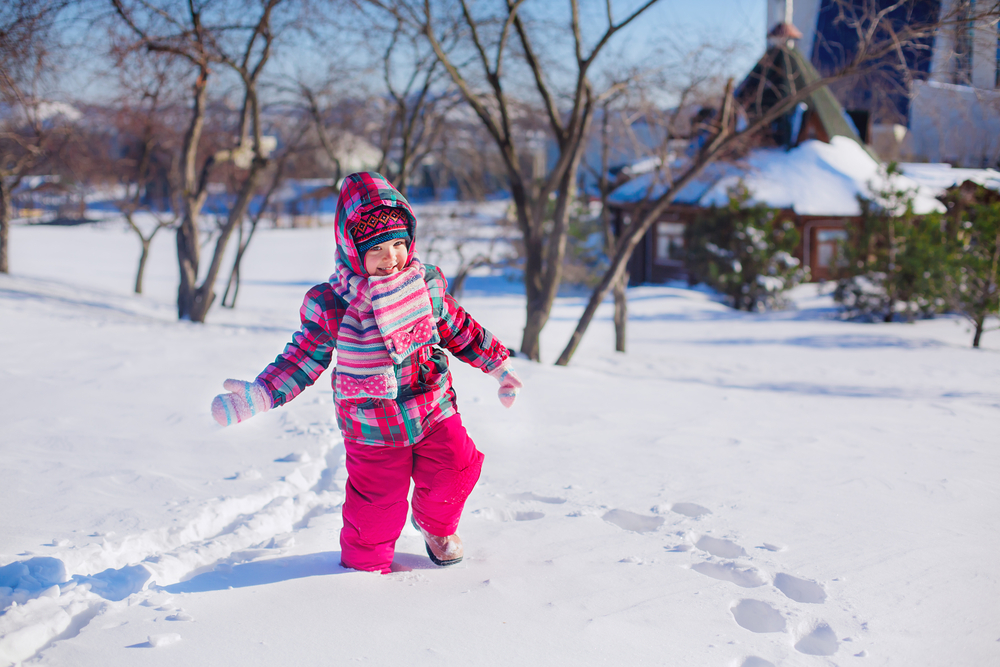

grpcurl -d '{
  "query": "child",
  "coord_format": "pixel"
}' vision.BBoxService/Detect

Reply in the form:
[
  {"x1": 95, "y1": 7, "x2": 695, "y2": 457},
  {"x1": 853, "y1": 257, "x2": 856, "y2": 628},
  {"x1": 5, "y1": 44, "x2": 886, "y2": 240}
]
[{"x1": 211, "y1": 172, "x2": 522, "y2": 574}]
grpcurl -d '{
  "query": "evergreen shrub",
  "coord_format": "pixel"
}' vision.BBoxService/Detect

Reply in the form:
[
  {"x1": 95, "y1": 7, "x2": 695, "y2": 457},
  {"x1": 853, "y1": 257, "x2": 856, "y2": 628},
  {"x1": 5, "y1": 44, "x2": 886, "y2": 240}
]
[
  {"x1": 685, "y1": 184, "x2": 807, "y2": 311},
  {"x1": 833, "y1": 164, "x2": 949, "y2": 322},
  {"x1": 939, "y1": 184, "x2": 1000, "y2": 347}
]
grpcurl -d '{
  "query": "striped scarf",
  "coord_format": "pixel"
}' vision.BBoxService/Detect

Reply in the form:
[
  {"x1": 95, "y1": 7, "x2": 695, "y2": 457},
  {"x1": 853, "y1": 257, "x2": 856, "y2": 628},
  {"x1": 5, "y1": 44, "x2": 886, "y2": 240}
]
[{"x1": 330, "y1": 258, "x2": 440, "y2": 400}]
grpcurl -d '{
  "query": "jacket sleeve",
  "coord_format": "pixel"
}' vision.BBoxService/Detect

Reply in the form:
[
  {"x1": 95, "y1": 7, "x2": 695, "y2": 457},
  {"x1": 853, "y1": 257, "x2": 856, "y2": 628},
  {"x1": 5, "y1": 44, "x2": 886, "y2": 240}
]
[
  {"x1": 436, "y1": 290, "x2": 511, "y2": 374},
  {"x1": 256, "y1": 284, "x2": 342, "y2": 407}
]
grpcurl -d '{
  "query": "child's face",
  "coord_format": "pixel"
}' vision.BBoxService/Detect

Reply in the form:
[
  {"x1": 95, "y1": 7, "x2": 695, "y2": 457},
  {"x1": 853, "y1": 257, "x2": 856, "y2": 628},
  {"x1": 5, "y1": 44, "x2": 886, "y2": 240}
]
[{"x1": 363, "y1": 239, "x2": 408, "y2": 276}]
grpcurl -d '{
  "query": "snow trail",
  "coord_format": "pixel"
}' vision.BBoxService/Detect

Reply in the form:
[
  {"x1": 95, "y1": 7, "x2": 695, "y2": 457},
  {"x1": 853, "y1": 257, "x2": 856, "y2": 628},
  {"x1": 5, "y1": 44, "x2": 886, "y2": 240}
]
[{"x1": 0, "y1": 434, "x2": 346, "y2": 665}]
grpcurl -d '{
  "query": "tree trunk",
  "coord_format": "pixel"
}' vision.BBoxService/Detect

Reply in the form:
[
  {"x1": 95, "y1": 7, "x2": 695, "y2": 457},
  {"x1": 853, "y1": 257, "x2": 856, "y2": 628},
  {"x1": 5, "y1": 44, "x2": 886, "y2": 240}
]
[
  {"x1": 176, "y1": 215, "x2": 201, "y2": 319},
  {"x1": 134, "y1": 239, "x2": 151, "y2": 294},
  {"x1": 517, "y1": 134, "x2": 588, "y2": 361},
  {"x1": 222, "y1": 217, "x2": 262, "y2": 309},
  {"x1": 175, "y1": 70, "x2": 210, "y2": 320},
  {"x1": 187, "y1": 159, "x2": 265, "y2": 323},
  {"x1": 221, "y1": 222, "x2": 245, "y2": 308},
  {"x1": 518, "y1": 203, "x2": 546, "y2": 360},
  {"x1": 613, "y1": 273, "x2": 628, "y2": 353},
  {"x1": 972, "y1": 315, "x2": 984, "y2": 348},
  {"x1": 520, "y1": 220, "x2": 566, "y2": 362},
  {"x1": 555, "y1": 184, "x2": 678, "y2": 366},
  {"x1": 883, "y1": 297, "x2": 895, "y2": 323},
  {"x1": 449, "y1": 266, "x2": 472, "y2": 301},
  {"x1": 223, "y1": 260, "x2": 240, "y2": 308},
  {"x1": 0, "y1": 180, "x2": 10, "y2": 274}
]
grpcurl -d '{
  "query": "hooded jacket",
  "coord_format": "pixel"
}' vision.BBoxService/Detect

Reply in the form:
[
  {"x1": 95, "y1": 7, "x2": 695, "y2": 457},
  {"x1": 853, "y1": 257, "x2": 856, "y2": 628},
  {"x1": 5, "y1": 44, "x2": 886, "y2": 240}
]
[{"x1": 255, "y1": 172, "x2": 510, "y2": 446}]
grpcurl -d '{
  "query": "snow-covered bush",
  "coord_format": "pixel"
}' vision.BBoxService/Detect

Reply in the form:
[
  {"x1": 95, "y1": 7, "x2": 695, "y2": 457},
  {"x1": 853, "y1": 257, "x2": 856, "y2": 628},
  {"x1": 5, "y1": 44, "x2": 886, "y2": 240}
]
[
  {"x1": 686, "y1": 185, "x2": 807, "y2": 311},
  {"x1": 834, "y1": 164, "x2": 948, "y2": 322}
]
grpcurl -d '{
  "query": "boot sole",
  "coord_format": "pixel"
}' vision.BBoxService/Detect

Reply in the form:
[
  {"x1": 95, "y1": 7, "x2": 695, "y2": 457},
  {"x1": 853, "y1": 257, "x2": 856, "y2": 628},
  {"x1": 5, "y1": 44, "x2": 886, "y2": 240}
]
[{"x1": 411, "y1": 515, "x2": 463, "y2": 567}]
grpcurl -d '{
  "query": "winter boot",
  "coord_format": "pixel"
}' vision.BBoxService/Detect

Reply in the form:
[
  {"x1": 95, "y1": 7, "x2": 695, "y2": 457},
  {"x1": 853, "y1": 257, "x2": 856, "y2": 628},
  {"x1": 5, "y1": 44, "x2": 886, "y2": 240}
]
[{"x1": 410, "y1": 515, "x2": 463, "y2": 566}]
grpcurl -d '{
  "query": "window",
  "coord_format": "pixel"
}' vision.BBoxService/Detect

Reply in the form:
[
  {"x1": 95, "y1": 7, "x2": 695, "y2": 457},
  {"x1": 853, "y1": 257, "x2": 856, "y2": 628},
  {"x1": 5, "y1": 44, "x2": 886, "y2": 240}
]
[
  {"x1": 816, "y1": 229, "x2": 848, "y2": 268},
  {"x1": 655, "y1": 222, "x2": 685, "y2": 264}
]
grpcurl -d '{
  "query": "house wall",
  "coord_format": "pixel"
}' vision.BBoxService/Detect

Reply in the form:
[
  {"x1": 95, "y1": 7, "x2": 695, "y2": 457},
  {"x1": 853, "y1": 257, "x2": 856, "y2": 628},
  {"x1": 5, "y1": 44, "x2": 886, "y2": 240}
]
[
  {"x1": 615, "y1": 206, "x2": 697, "y2": 285},
  {"x1": 929, "y1": 0, "x2": 1000, "y2": 89},
  {"x1": 613, "y1": 204, "x2": 856, "y2": 285},
  {"x1": 908, "y1": 80, "x2": 1000, "y2": 167}
]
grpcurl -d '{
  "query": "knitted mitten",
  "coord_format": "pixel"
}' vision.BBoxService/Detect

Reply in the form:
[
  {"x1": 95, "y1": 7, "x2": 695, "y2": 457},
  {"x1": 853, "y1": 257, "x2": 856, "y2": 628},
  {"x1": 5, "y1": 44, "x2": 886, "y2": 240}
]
[
  {"x1": 488, "y1": 361, "x2": 523, "y2": 408},
  {"x1": 211, "y1": 379, "x2": 273, "y2": 426}
]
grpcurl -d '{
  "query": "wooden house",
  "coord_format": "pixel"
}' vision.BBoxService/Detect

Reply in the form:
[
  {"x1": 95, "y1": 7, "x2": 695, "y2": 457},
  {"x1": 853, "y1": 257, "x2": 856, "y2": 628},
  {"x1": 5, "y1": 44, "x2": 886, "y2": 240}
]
[{"x1": 608, "y1": 23, "x2": 894, "y2": 284}]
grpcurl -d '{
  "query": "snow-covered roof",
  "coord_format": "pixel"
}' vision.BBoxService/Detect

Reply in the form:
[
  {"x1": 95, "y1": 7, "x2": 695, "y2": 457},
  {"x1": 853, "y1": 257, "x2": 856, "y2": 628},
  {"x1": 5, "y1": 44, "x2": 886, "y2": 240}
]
[
  {"x1": 609, "y1": 136, "x2": 947, "y2": 216},
  {"x1": 897, "y1": 162, "x2": 1000, "y2": 193}
]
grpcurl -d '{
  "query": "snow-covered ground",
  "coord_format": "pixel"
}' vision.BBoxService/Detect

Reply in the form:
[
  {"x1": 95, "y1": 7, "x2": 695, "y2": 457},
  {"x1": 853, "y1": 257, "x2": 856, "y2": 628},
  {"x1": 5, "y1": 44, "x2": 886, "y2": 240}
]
[{"x1": 1, "y1": 217, "x2": 998, "y2": 667}]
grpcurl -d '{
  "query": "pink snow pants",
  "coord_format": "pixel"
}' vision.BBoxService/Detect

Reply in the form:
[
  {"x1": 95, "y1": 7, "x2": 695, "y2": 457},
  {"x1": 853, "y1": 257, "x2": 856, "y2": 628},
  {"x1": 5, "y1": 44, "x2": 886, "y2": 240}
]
[{"x1": 339, "y1": 414, "x2": 484, "y2": 574}]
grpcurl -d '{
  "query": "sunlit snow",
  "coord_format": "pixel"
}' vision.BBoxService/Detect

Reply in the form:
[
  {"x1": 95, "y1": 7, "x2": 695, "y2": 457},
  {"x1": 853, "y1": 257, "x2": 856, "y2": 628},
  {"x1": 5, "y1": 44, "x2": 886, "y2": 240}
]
[{"x1": 1, "y1": 213, "x2": 997, "y2": 666}]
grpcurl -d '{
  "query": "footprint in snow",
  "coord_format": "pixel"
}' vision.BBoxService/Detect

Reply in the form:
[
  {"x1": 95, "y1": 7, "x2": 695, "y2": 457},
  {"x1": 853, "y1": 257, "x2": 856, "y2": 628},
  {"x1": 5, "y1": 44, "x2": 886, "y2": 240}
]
[
  {"x1": 740, "y1": 658, "x2": 776, "y2": 667},
  {"x1": 691, "y1": 561, "x2": 766, "y2": 588},
  {"x1": 274, "y1": 451, "x2": 311, "y2": 463},
  {"x1": 515, "y1": 511, "x2": 544, "y2": 521},
  {"x1": 731, "y1": 599, "x2": 786, "y2": 633},
  {"x1": 129, "y1": 633, "x2": 182, "y2": 648},
  {"x1": 165, "y1": 611, "x2": 194, "y2": 622},
  {"x1": 601, "y1": 509, "x2": 665, "y2": 533},
  {"x1": 794, "y1": 622, "x2": 839, "y2": 656},
  {"x1": 224, "y1": 470, "x2": 262, "y2": 481},
  {"x1": 670, "y1": 502, "x2": 711, "y2": 518},
  {"x1": 773, "y1": 573, "x2": 826, "y2": 604},
  {"x1": 667, "y1": 508, "x2": 839, "y2": 656},
  {"x1": 694, "y1": 535, "x2": 746, "y2": 559}
]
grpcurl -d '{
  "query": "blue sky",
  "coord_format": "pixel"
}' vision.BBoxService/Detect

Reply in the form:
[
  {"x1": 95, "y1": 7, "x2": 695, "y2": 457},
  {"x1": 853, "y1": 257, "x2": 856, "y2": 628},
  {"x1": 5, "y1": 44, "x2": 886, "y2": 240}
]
[
  {"x1": 65, "y1": 0, "x2": 772, "y2": 104},
  {"x1": 585, "y1": 0, "x2": 767, "y2": 79}
]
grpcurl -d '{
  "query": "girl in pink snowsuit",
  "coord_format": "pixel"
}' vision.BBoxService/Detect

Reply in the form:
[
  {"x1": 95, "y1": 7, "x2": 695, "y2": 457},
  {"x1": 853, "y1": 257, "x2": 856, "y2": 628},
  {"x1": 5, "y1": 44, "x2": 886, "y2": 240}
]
[{"x1": 211, "y1": 172, "x2": 522, "y2": 574}]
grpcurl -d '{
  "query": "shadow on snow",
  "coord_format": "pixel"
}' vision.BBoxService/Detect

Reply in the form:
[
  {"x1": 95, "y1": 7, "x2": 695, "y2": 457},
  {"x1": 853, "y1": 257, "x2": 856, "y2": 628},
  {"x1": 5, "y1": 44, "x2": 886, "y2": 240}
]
[{"x1": 160, "y1": 552, "x2": 347, "y2": 594}]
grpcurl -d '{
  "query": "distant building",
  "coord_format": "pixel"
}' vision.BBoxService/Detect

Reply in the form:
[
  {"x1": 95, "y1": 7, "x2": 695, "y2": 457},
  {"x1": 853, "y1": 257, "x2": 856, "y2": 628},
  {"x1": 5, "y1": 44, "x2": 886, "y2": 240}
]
[
  {"x1": 608, "y1": 4, "x2": 1000, "y2": 285},
  {"x1": 793, "y1": 0, "x2": 999, "y2": 167}
]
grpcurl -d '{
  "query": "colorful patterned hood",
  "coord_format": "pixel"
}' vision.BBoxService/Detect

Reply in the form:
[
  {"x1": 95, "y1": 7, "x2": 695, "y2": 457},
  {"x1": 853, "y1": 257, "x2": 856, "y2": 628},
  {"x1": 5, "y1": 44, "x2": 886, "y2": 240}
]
[{"x1": 334, "y1": 172, "x2": 417, "y2": 276}]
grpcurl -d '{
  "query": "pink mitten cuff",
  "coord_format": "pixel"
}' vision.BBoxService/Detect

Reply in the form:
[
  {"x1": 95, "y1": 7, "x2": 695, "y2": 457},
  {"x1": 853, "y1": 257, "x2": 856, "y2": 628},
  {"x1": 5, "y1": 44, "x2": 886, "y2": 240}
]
[
  {"x1": 211, "y1": 379, "x2": 273, "y2": 426},
  {"x1": 488, "y1": 361, "x2": 523, "y2": 408}
]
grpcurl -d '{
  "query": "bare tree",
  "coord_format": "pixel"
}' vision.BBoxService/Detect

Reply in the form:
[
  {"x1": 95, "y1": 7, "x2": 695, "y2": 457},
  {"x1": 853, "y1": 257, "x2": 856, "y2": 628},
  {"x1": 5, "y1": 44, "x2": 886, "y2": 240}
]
[
  {"x1": 369, "y1": 0, "x2": 660, "y2": 360},
  {"x1": 110, "y1": 0, "x2": 288, "y2": 322},
  {"x1": 576, "y1": 41, "x2": 738, "y2": 353},
  {"x1": 220, "y1": 118, "x2": 309, "y2": 308},
  {"x1": 592, "y1": 97, "x2": 629, "y2": 353},
  {"x1": 554, "y1": 1, "x2": 998, "y2": 365},
  {"x1": 373, "y1": 16, "x2": 460, "y2": 196},
  {"x1": 101, "y1": 55, "x2": 185, "y2": 294},
  {"x1": 299, "y1": 82, "x2": 347, "y2": 184},
  {"x1": 0, "y1": 0, "x2": 71, "y2": 274},
  {"x1": 296, "y1": 13, "x2": 459, "y2": 199},
  {"x1": 418, "y1": 203, "x2": 514, "y2": 299}
]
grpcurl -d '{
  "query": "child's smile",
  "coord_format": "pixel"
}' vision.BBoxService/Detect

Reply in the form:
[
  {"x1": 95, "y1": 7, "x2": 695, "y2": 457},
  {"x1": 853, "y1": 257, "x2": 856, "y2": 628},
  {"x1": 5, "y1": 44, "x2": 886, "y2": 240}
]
[{"x1": 364, "y1": 239, "x2": 408, "y2": 276}]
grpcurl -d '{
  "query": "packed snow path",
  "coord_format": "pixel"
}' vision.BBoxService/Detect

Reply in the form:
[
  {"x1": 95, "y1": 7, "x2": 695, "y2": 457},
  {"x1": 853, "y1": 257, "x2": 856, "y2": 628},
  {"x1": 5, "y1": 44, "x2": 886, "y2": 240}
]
[{"x1": 1, "y1": 223, "x2": 998, "y2": 666}]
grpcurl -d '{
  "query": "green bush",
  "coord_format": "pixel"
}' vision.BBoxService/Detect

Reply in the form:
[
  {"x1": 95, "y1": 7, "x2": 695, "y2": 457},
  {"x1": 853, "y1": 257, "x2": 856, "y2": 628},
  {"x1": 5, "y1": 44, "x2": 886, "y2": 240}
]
[
  {"x1": 940, "y1": 185, "x2": 1000, "y2": 347},
  {"x1": 834, "y1": 164, "x2": 949, "y2": 322},
  {"x1": 686, "y1": 184, "x2": 807, "y2": 311}
]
